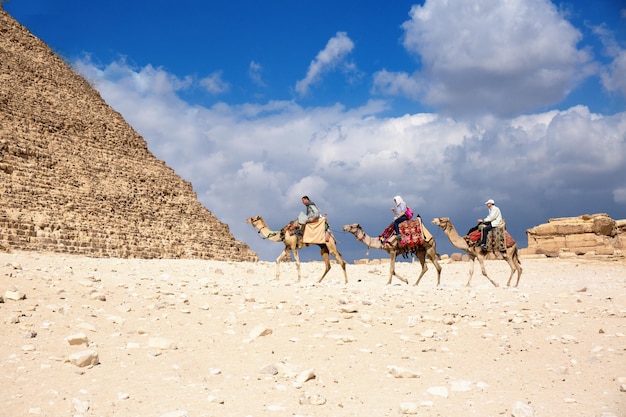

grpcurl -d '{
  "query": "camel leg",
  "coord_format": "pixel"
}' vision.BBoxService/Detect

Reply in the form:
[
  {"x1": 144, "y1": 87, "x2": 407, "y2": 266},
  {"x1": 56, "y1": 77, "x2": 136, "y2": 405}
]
[
  {"x1": 387, "y1": 251, "x2": 408, "y2": 285},
  {"x1": 477, "y1": 258, "x2": 499, "y2": 287},
  {"x1": 430, "y1": 251, "x2": 442, "y2": 286},
  {"x1": 317, "y1": 245, "x2": 332, "y2": 283},
  {"x1": 466, "y1": 258, "x2": 476, "y2": 286},
  {"x1": 505, "y1": 257, "x2": 516, "y2": 287},
  {"x1": 514, "y1": 258, "x2": 523, "y2": 287},
  {"x1": 327, "y1": 238, "x2": 348, "y2": 284},
  {"x1": 413, "y1": 252, "x2": 428, "y2": 286},
  {"x1": 275, "y1": 249, "x2": 290, "y2": 280},
  {"x1": 292, "y1": 249, "x2": 301, "y2": 282},
  {"x1": 506, "y1": 255, "x2": 523, "y2": 287},
  {"x1": 330, "y1": 250, "x2": 348, "y2": 284}
]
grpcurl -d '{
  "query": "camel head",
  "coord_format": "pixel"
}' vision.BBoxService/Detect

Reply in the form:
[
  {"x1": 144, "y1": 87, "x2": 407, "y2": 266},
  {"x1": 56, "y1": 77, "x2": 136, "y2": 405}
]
[
  {"x1": 342, "y1": 223, "x2": 361, "y2": 233},
  {"x1": 431, "y1": 217, "x2": 450, "y2": 228},
  {"x1": 246, "y1": 215, "x2": 265, "y2": 228}
]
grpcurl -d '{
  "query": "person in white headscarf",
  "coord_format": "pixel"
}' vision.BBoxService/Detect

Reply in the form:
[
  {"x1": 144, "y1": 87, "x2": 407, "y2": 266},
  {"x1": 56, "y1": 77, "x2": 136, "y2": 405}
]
[{"x1": 390, "y1": 195, "x2": 409, "y2": 240}]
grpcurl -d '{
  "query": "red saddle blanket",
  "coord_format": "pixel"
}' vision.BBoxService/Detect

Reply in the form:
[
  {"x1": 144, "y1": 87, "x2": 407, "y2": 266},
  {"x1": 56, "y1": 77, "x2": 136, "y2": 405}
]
[{"x1": 379, "y1": 219, "x2": 424, "y2": 248}]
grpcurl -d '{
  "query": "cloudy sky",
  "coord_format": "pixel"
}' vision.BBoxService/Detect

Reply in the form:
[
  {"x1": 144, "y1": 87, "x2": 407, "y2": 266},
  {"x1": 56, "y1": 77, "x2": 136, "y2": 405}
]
[{"x1": 5, "y1": 0, "x2": 626, "y2": 264}]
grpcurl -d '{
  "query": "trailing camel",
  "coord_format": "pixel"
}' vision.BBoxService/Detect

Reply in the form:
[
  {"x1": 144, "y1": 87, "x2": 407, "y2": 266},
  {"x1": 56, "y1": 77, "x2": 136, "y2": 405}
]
[
  {"x1": 431, "y1": 217, "x2": 522, "y2": 287},
  {"x1": 246, "y1": 215, "x2": 348, "y2": 284},
  {"x1": 342, "y1": 221, "x2": 442, "y2": 286}
]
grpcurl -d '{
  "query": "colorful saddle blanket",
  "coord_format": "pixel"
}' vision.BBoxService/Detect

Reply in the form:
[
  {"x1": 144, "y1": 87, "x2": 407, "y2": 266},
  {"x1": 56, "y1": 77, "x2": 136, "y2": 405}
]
[
  {"x1": 465, "y1": 228, "x2": 515, "y2": 251},
  {"x1": 379, "y1": 218, "x2": 424, "y2": 248}
]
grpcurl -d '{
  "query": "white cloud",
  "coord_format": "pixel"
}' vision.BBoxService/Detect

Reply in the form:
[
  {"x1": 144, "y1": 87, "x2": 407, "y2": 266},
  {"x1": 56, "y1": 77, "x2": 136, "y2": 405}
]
[
  {"x1": 295, "y1": 31, "x2": 355, "y2": 96},
  {"x1": 372, "y1": 69, "x2": 423, "y2": 99},
  {"x1": 594, "y1": 24, "x2": 626, "y2": 98},
  {"x1": 379, "y1": 0, "x2": 595, "y2": 116},
  {"x1": 73, "y1": 58, "x2": 626, "y2": 262},
  {"x1": 248, "y1": 60, "x2": 265, "y2": 87},
  {"x1": 200, "y1": 71, "x2": 230, "y2": 94}
]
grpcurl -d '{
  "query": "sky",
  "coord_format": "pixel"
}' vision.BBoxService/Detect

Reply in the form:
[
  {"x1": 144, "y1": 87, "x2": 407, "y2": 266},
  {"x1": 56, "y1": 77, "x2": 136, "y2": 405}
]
[{"x1": 4, "y1": 0, "x2": 626, "y2": 265}]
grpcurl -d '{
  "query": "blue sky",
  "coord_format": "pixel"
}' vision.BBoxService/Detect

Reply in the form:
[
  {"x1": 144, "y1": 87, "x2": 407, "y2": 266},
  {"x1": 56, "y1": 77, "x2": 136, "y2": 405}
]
[{"x1": 5, "y1": 0, "x2": 626, "y2": 266}]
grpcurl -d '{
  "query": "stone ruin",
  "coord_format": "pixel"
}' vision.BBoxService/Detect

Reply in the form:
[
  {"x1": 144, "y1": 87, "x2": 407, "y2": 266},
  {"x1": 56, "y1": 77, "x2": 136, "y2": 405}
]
[
  {"x1": 524, "y1": 213, "x2": 626, "y2": 258},
  {"x1": 0, "y1": 9, "x2": 257, "y2": 261}
]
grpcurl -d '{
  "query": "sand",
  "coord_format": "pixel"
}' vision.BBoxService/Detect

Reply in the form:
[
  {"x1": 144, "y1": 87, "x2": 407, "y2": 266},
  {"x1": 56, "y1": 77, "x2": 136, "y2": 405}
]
[{"x1": 1, "y1": 250, "x2": 625, "y2": 417}]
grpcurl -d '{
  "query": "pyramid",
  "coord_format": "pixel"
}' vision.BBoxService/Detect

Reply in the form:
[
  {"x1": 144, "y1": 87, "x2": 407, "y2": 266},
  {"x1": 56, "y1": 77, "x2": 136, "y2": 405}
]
[{"x1": 0, "y1": 9, "x2": 257, "y2": 261}]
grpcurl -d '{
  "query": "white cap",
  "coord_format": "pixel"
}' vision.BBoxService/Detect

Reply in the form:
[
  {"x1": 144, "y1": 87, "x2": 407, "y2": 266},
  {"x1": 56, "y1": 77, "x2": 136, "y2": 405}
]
[{"x1": 485, "y1": 199, "x2": 495, "y2": 205}]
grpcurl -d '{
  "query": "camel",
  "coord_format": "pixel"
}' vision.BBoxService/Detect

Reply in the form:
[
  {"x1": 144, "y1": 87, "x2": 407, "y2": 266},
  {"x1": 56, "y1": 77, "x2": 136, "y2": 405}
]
[
  {"x1": 342, "y1": 222, "x2": 442, "y2": 286},
  {"x1": 431, "y1": 217, "x2": 522, "y2": 287},
  {"x1": 246, "y1": 215, "x2": 348, "y2": 284}
]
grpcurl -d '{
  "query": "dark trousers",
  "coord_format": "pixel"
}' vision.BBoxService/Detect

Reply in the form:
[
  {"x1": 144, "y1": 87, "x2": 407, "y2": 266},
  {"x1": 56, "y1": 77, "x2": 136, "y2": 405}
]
[
  {"x1": 480, "y1": 221, "x2": 493, "y2": 245},
  {"x1": 393, "y1": 214, "x2": 408, "y2": 235}
]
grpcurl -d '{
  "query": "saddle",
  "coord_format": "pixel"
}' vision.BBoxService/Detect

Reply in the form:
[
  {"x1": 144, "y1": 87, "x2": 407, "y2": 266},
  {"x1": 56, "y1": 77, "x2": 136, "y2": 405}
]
[
  {"x1": 464, "y1": 226, "x2": 515, "y2": 251},
  {"x1": 286, "y1": 218, "x2": 332, "y2": 243},
  {"x1": 379, "y1": 217, "x2": 424, "y2": 248}
]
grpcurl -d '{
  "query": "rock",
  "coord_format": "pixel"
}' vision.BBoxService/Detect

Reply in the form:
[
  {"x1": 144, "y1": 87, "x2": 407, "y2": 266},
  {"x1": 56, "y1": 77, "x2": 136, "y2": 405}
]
[
  {"x1": 399, "y1": 402, "x2": 418, "y2": 414},
  {"x1": 294, "y1": 369, "x2": 316, "y2": 387},
  {"x1": 148, "y1": 337, "x2": 177, "y2": 350},
  {"x1": 299, "y1": 392, "x2": 327, "y2": 405},
  {"x1": 511, "y1": 400, "x2": 534, "y2": 417},
  {"x1": 90, "y1": 292, "x2": 106, "y2": 301},
  {"x1": 259, "y1": 364, "x2": 279, "y2": 375},
  {"x1": 72, "y1": 398, "x2": 89, "y2": 413},
  {"x1": 4, "y1": 290, "x2": 26, "y2": 301},
  {"x1": 65, "y1": 333, "x2": 89, "y2": 346},
  {"x1": 388, "y1": 365, "x2": 421, "y2": 378},
  {"x1": 526, "y1": 214, "x2": 625, "y2": 257},
  {"x1": 67, "y1": 349, "x2": 99, "y2": 367},
  {"x1": 425, "y1": 386, "x2": 448, "y2": 398},
  {"x1": 248, "y1": 324, "x2": 272, "y2": 339}
]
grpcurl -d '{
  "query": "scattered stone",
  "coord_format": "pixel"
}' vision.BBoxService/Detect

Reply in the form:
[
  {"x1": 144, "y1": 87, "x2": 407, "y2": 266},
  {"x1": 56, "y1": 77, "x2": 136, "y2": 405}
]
[
  {"x1": 399, "y1": 402, "x2": 418, "y2": 414},
  {"x1": 511, "y1": 401, "x2": 534, "y2": 417},
  {"x1": 90, "y1": 292, "x2": 106, "y2": 301},
  {"x1": 148, "y1": 337, "x2": 177, "y2": 350},
  {"x1": 294, "y1": 369, "x2": 316, "y2": 387},
  {"x1": 425, "y1": 386, "x2": 448, "y2": 398},
  {"x1": 66, "y1": 350, "x2": 99, "y2": 367},
  {"x1": 388, "y1": 365, "x2": 421, "y2": 378},
  {"x1": 72, "y1": 398, "x2": 89, "y2": 413},
  {"x1": 259, "y1": 364, "x2": 279, "y2": 375},
  {"x1": 249, "y1": 324, "x2": 273, "y2": 339},
  {"x1": 4, "y1": 289, "x2": 26, "y2": 301},
  {"x1": 207, "y1": 394, "x2": 224, "y2": 404},
  {"x1": 65, "y1": 333, "x2": 89, "y2": 346},
  {"x1": 299, "y1": 392, "x2": 327, "y2": 405},
  {"x1": 339, "y1": 304, "x2": 358, "y2": 313}
]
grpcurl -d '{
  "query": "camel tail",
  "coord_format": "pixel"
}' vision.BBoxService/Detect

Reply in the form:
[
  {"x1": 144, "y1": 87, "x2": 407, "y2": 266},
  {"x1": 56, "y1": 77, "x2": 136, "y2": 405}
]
[{"x1": 512, "y1": 246, "x2": 521, "y2": 264}]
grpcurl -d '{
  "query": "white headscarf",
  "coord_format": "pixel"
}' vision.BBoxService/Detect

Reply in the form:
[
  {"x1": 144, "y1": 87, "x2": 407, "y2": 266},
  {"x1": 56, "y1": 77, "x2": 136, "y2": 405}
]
[{"x1": 393, "y1": 195, "x2": 404, "y2": 206}]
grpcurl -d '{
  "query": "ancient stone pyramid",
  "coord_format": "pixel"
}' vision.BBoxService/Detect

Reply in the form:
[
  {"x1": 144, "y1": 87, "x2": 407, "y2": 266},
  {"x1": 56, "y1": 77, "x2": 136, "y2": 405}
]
[{"x1": 0, "y1": 9, "x2": 257, "y2": 261}]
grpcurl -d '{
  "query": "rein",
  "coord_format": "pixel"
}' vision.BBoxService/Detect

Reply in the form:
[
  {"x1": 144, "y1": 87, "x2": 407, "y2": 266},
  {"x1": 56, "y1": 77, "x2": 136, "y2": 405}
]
[
  {"x1": 348, "y1": 226, "x2": 372, "y2": 257},
  {"x1": 253, "y1": 222, "x2": 278, "y2": 239}
]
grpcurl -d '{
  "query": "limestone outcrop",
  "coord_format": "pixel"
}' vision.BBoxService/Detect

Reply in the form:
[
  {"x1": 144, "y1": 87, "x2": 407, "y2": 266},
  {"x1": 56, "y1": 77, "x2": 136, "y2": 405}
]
[
  {"x1": 0, "y1": 9, "x2": 257, "y2": 261},
  {"x1": 525, "y1": 213, "x2": 626, "y2": 258}
]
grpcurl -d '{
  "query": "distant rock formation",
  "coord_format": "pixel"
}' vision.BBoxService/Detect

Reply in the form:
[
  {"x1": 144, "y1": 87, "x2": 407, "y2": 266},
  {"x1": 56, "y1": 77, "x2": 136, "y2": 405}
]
[
  {"x1": 0, "y1": 9, "x2": 257, "y2": 261},
  {"x1": 524, "y1": 213, "x2": 626, "y2": 258}
]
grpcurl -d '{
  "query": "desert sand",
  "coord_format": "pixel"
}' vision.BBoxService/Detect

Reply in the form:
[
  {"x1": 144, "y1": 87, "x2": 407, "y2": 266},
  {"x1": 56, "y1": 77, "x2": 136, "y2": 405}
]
[{"x1": 1, "y1": 250, "x2": 625, "y2": 417}]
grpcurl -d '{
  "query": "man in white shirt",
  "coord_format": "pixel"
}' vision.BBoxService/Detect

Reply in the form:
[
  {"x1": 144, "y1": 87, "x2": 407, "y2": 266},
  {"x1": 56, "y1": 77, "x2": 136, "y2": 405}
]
[{"x1": 477, "y1": 199, "x2": 503, "y2": 249}]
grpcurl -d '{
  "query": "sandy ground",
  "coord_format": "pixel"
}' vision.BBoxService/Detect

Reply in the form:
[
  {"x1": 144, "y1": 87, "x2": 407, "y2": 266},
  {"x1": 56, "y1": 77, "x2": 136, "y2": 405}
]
[{"x1": 1, "y1": 250, "x2": 625, "y2": 417}]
